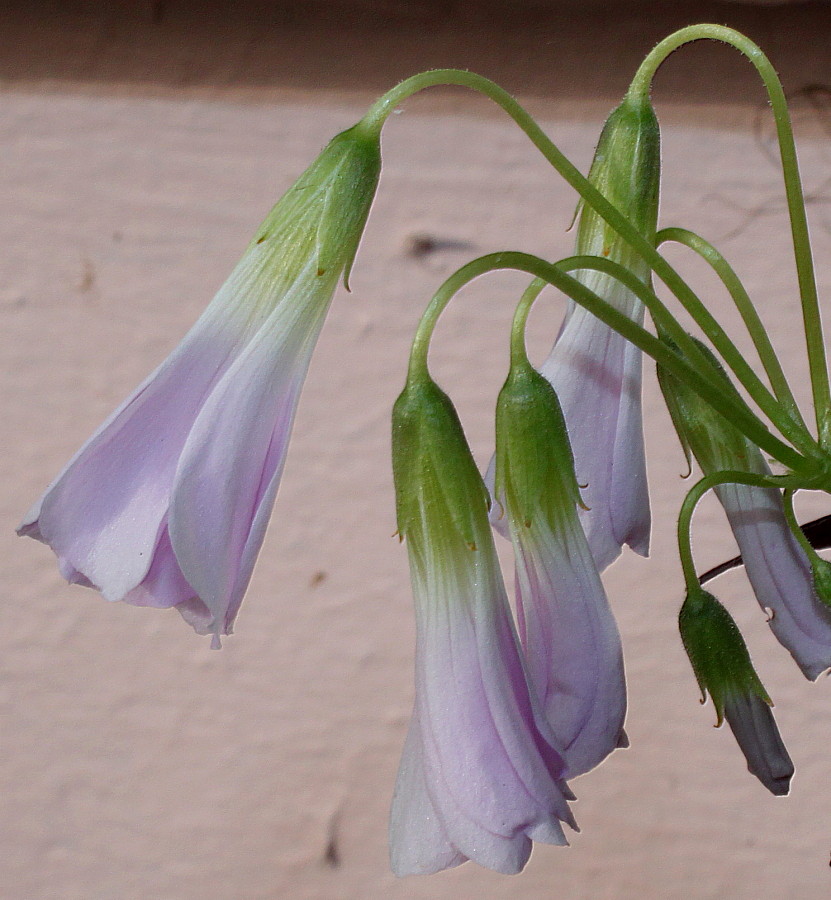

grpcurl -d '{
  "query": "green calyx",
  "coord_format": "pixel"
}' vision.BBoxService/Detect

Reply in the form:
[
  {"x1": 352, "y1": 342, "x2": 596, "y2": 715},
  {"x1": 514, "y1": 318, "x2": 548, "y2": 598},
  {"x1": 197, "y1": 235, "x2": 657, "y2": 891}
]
[
  {"x1": 679, "y1": 588, "x2": 772, "y2": 725},
  {"x1": 575, "y1": 95, "x2": 660, "y2": 277},
  {"x1": 250, "y1": 122, "x2": 381, "y2": 291},
  {"x1": 392, "y1": 373, "x2": 491, "y2": 555},
  {"x1": 494, "y1": 359, "x2": 581, "y2": 530},
  {"x1": 658, "y1": 335, "x2": 763, "y2": 478},
  {"x1": 809, "y1": 557, "x2": 831, "y2": 609}
]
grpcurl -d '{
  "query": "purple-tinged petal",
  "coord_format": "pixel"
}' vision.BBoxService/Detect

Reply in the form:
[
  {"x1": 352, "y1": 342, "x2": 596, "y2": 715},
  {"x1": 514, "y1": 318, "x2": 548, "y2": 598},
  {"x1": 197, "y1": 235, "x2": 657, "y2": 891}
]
[
  {"x1": 123, "y1": 521, "x2": 194, "y2": 610},
  {"x1": 389, "y1": 714, "x2": 468, "y2": 877},
  {"x1": 716, "y1": 480, "x2": 831, "y2": 681},
  {"x1": 17, "y1": 299, "x2": 249, "y2": 601},
  {"x1": 19, "y1": 123, "x2": 382, "y2": 639},
  {"x1": 169, "y1": 262, "x2": 333, "y2": 640},
  {"x1": 390, "y1": 376, "x2": 575, "y2": 875},
  {"x1": 512, "y1": 512, "x2": 627, "y2": 778},
  {"x1": 722, "y1": 690, "x2": 794, "y2": 796},
  {"x1": 539, "y1": 272, "x2": 650, "y2": 572},
  {"x1": 390, "y1": 543, "x2": 573, "y2": 875}
]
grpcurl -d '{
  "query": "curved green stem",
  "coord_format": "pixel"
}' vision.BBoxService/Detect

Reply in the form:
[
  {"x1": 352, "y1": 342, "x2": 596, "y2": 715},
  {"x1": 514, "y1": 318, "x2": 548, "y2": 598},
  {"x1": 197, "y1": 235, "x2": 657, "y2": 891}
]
[
  {"x1": 629, "y1": 24, "x2": 829, "y2": 447},
  {"x1": 408, "y1": 250, "x2": 810, "y2": 472},
  {"x1": 781, "y1": 488, "x2": 819, "y2": 562},
  {"x1": 657, "y1": 226, "x2": 813, "y2": 447},
  {"x1": 678, "y1": 470, "x2": 802, "y2": 589},
  {"x1": 509, "y1": 279, "x2": 547, "y2": 367},
  {"x1": 362, "y1": 69, "x2": 773, "y2": 414}
]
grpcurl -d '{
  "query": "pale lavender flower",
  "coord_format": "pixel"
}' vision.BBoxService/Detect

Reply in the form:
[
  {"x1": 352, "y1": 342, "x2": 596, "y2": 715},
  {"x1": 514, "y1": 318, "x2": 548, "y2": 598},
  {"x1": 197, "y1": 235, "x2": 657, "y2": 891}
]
[
  {"x1": 390, "y1": 375, "x2": 576, "y2": 876},
  {"x1": 496, "y1": 360, "x2": 627, "y2": 779},
  {"x1": 537, "y1": 97, "x2": 660, "y2": 571},
  {"x1": 19, "y1": 124, "x2": 381, "y2": 645}
]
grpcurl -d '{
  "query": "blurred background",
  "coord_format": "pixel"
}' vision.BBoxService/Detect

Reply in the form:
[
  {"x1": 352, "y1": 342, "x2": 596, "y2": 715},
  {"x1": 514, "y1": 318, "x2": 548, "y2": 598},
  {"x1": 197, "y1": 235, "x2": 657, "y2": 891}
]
[{"x1": 4, "y1": 1, "x2": 831, "y2": 898}]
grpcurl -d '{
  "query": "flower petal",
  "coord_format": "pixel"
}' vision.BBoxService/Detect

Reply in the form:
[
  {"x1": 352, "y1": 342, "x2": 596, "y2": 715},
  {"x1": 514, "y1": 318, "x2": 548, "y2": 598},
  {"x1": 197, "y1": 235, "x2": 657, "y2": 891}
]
[
  {"x1": 722, "y1": 691, "x2": 794, "y2": 796},
  {"x1": 169, "y1": 263, "x2": 333, "y2": 638},
  {"x1": 513, "y1": 515, "x2": 627, "y2": 778},
  {"x1": 402, "y1": 549, "x2": 573, "y2": 872},
  {"x1": 716, "y1": 480, "x2": 831, "y2": 680},
  {"x1": 389, "y1": 713, "x2": 468, "y2": 877},
  {"x1": 17, "y1": 299, "x2": 249, "y2": 601},
  {"x1": 539, "y1": 272, "x2": 650, "y2": 572}
]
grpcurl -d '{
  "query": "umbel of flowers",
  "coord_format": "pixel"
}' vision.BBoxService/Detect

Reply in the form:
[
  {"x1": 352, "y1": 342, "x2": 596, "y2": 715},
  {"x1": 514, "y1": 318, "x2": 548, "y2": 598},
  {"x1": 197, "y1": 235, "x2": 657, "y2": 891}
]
[{"x1": 18, "y1": 23, "x2": 831, "y2": 876}]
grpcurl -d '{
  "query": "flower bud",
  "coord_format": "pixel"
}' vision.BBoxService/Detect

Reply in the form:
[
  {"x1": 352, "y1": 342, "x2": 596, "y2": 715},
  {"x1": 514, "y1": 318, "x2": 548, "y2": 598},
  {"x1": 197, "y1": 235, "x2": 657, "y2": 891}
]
[{"x1": 679, "y1": 588, "x2": 793, "y2": 795}]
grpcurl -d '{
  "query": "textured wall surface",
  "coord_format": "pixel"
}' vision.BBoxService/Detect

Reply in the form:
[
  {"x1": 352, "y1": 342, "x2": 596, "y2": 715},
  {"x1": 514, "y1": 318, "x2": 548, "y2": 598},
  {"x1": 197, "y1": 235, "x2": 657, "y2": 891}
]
[{"x1": 4, "y1": 4, "x2": 831, "y2": 899}]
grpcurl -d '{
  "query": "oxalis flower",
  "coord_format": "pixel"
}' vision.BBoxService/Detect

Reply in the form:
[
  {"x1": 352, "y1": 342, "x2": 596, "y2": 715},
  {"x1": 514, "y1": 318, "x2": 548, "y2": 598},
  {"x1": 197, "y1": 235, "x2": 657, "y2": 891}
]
[
  {"x1": 495, "y1": 359, "x2": 627, "y2": 778},
  {"x1": 536, "y1": 95, "x2": 660, "y2": 571},
  {"x1": 18, "y1": 122, "x2": 381, "y2": 646},
  {"x1": 680, "y1": 587, "x2": 793, "y2": 795},
  {"x1": 658, "y1": 337, "x2": 831, "y2": 680},
  {"x1": 389, "y1": 373, "x2": 577, "y2": 876}
]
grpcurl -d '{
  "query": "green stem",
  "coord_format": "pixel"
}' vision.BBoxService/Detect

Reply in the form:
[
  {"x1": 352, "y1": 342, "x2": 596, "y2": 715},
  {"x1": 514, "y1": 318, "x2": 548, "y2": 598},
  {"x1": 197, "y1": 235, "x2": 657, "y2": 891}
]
[
  {"x1": 509, "y1": 279, "x2": 547, "y2": 367},
  {"x1": 657, "y1": 227, "x2": 813, "y2": 448},
  {"x1": 629, "y1": 24, "x2": 830, "y2": 447},
  {"x1": 408, "y1": 250, "x2": 810, "y2": 472},
  {"x1": 781, "y1": 489, "x2": 818, "y2": 562},
  {"x1": 363, "y1": 66, "x2": 824, "y2": 457},
  {"x1": 362, "y1": 69, "x2": 776, "y2": 416},
  {"x1": 678, "y1": 470, "x2": 801, "y2": 589}
]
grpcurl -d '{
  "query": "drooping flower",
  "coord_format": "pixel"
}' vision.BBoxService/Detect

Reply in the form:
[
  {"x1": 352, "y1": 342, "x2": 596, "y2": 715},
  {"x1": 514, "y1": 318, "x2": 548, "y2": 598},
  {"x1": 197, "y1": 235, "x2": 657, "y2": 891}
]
[
  {"x1": 18, "y1": 122, "x2": 382, "y2": 646},
  {"x1": 537, "y1": 95, "x2": 661, "y2": 571},
  {"x1": 679, "y1": 587, "x2": 793, "y2": 795},
  {"x1": 495, "y1": 358, "x2": 627, "y2": 778},
  {"x1": 658, "y1": 337, "x2": 831, "y2": 680},
  {"x1": 389, "y1": 373, "x2": 576, "y2": 876}
]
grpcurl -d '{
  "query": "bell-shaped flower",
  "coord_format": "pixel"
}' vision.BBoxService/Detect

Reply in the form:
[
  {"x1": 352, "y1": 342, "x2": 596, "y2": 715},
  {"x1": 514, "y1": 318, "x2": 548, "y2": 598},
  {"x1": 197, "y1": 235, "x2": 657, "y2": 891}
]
[
  {"x1": 536, "y1": 95, "x2": 661, "y2": 571},
  {"x1": 659, "y1": 337, "x2": 831, "y2": 680},
  {"x1": 679, "y1": 587, "x2": 794, "y2": 795},
  {"x1": 495, "y1": 358, "x2": 627, "y2": 778},
  {"x1": 18, "y1": 122, "x2": 382, "y2": 646},
  {"x1": 389, "y1": 373, "x2": 576, "y2": 876}
]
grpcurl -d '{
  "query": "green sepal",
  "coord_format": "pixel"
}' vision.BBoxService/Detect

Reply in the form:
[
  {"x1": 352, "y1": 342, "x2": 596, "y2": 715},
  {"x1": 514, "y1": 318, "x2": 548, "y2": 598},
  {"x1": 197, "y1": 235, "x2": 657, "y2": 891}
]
[
  {"x1": 657, "y1": 336, "x2": 760, "y2": 478},
  {"x1": 392, "y1": 373, "x2": 490, "y2": 552},
  {"x1": 808, "y1": 556, "x2": 831, "y2": 610},
  {"x1": 494, "y1": 359, "x2": 580, "y2": 530},
  {"x1": 575, "y1": 94, "x2": 661, "y2": 275},
  {"x1": 250, "y1": 122, "x2": 381, "y2": 290},
  {"x1": 679, "y1": 588, "x2": 772, "y2": 725}
]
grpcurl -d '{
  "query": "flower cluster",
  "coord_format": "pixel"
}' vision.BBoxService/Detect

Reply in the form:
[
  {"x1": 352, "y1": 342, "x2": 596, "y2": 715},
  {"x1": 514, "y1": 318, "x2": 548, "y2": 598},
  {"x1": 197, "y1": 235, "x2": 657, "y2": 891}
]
[{"x1": 18, "y1": 23, "x2": 831, "y2": 881}]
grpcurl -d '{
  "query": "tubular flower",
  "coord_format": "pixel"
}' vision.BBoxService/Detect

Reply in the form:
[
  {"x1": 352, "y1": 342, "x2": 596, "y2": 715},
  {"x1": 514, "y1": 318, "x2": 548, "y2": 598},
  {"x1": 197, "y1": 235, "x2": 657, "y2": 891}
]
[
  {"x1": 658, "y1": 338, "x2": 831, "y2": 680},
  {"x1": 18, "y1": 123, "x2": 381, "y2": 646},
  {"x1": 389, "y1": 374, "x2": 576, "y2": 876},
  {"x1": 679, "y1": 587, "x2": 794, "y2": 795},
  {"x1": 495, "y1": 359, "x2": 627, "y2": 778},
  {"x1": 537, "y1": 95, "x2": 660, "y2": 571}
]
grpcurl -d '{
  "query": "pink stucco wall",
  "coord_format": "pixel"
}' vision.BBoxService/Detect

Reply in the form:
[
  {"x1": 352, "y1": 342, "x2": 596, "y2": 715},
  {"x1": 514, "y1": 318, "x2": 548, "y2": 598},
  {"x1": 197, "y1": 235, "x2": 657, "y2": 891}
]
[{"x1": 4, "y1": 5, "x2": 831, "y2": 898}]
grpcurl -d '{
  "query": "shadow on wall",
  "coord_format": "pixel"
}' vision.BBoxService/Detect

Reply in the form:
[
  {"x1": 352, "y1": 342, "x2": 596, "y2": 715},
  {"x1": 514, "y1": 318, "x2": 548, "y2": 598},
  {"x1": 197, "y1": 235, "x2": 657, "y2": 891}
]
[{"x1": 5, "y1": 0, "x2": 831, "y2": 105}]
